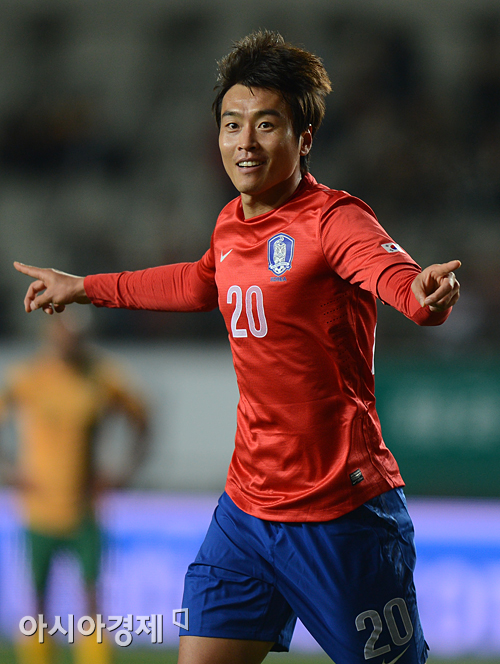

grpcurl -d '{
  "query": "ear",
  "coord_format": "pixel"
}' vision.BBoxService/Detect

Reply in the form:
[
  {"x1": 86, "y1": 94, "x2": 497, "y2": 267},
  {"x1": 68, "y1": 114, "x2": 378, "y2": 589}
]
[{"x1": 299, "y1": 125, "x2": 313, "y2": 156}]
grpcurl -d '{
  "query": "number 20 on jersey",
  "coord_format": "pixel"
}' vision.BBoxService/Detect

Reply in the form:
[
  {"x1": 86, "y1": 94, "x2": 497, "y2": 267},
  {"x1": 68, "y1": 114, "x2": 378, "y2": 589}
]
[{"x1": 227, "y1": 285, "x2": 268, "y2": 339}]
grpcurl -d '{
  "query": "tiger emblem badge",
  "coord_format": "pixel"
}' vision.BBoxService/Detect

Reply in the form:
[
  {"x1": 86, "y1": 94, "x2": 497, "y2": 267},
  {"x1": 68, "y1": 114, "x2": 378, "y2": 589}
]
[{"x1": 268, "y1": 233, "x2": 295, "y2": 276}]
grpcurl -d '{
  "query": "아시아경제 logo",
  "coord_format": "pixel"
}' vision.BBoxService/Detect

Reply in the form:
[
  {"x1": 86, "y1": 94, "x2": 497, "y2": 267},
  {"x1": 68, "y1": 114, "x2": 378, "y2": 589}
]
[{"x1": 268, "y1": 233, "x2": 295, "y2": 276}]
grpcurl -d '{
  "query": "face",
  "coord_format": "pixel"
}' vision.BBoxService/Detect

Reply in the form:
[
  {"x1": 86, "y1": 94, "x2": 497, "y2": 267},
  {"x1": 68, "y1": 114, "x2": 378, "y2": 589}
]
[{"x1": 218, "y1": 84, "x2": 312, "y2": 217}]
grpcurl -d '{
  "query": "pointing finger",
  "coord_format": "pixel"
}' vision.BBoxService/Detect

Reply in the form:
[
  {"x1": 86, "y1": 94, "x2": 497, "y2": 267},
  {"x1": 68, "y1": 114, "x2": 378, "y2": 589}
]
[
  {"x1": 13, "y1": 262, "x2": 46, "y2": 279},
  {"x1": 435, "y1": 260, "x2": 461, "y2": 276}
]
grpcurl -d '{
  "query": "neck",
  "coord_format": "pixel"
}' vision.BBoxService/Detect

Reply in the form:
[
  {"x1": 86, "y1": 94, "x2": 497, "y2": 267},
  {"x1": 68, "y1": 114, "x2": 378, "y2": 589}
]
[{"x1": 240, "y1": 172, "x2": 303, "y2": 219}]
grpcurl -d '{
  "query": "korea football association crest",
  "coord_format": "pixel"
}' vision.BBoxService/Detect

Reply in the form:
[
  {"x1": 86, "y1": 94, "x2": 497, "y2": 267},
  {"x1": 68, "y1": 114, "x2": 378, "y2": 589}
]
[{"x1": 268, "y1": 233, "x2": 295, "y2": 276}]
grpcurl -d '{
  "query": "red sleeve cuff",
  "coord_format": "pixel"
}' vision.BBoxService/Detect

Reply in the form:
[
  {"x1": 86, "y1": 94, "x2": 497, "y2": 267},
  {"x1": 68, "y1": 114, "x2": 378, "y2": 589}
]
[{"x1": 377, "y1": 264, "x2": 452, "y2": 326}]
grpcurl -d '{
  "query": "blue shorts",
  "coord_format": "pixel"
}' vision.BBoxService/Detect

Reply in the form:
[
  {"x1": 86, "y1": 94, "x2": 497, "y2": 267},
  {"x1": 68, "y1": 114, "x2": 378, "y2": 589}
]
[{"x1": 180, "y1": 489, "x2": 428, "y2": 663}]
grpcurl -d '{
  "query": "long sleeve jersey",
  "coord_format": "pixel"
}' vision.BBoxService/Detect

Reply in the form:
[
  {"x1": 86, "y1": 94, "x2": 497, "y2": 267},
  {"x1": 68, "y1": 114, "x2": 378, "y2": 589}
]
[{"x1": 85, "y1": 174, "x2": 450, "y2": 521}]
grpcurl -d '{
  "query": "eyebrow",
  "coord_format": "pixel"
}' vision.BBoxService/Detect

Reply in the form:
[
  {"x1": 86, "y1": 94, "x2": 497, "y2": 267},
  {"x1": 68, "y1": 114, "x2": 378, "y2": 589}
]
[{"x1": 221, "y1": 109, "x2": 284, "y2": 120}]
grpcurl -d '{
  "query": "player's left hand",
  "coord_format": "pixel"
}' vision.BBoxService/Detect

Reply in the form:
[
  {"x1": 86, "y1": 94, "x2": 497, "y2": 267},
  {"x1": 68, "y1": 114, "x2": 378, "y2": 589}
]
[{"x1": 411, "y1": 260, "x2": 461, "y2": 312}]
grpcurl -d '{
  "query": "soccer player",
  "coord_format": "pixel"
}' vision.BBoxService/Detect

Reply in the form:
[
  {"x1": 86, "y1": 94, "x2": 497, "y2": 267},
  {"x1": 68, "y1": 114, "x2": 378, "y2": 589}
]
[
  {"x1": 13, "y1": 31, "x2": 460, "y2": 664},
  {"x1": 0, "y1": 313, "x2": 149, "y2": 664}
]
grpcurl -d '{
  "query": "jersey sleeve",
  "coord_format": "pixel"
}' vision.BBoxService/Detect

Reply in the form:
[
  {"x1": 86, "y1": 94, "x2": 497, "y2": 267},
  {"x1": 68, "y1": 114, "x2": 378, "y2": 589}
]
[
  {"x1": 319, "y1": 196, "x2": 452, "y2": 325},
  {"x1": 377, "y1": 263, "x2": 452, "y2": 326},
  {"x1": 319, "y1": 196, "x2": 420, "y2": 294},
  {"x1": 84, "y1": 246, "x2": 218, "y2": 313}
]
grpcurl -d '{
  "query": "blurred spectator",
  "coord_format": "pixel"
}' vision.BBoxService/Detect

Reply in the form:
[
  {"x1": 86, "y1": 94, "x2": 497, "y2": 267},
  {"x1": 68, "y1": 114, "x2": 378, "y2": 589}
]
[{"x1": 0, "y1": 311, "x2": 150, "y2": 664}]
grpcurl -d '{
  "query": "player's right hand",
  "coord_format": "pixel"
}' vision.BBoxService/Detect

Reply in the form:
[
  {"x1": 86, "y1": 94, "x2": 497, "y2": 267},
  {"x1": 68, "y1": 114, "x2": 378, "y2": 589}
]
[
  {"x1": 411, "y1": 259, "x2": 461, "y2": 312},
  {"x1": 13, "y1": 262, "x2": 90, "y2": 315}
]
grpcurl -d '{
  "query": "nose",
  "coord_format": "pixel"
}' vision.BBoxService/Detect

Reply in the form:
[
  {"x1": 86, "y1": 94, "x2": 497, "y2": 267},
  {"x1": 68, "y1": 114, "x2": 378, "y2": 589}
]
[{"x1": 238, "y1": 124, "x2": 258, "y2": 151}]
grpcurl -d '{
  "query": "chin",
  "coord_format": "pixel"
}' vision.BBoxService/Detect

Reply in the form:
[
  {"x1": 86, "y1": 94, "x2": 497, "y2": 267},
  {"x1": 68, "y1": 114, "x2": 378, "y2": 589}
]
[{"x1": 234, "y1": 181, "x2": 263, "y2": 196}]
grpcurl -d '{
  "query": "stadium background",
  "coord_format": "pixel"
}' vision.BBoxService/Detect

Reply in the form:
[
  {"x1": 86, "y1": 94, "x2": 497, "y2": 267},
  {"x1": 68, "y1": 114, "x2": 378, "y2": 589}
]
[{"x1": 0, "y1": 0, "x2": 499, "y2": 661}]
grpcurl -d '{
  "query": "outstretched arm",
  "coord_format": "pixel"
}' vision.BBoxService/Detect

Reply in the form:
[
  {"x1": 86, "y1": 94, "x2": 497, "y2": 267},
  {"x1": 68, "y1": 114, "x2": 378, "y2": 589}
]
[
  {"x1": 14, "y1": 262, "x2": 90, "y2": 314},
  {"x1": 15, "y1": 251, "x2": 218, "y2": 315},
  {"x1": 411, "y1": 259, "x2": 461, "y2": 312}
]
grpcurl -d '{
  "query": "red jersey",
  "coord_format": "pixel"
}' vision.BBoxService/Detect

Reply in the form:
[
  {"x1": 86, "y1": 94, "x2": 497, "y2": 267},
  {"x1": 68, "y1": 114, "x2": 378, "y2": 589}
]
[{"x1": 85, "y1": 174, "x2": 449, "y2": 521}]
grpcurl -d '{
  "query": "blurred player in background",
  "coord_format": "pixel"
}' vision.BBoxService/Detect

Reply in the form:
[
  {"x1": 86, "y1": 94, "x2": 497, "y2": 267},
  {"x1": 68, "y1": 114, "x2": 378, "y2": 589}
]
[
  {"x1": 0, "y1": 312, "x2": 149, "y2": 664},
  {"x1": 13, "y1": 31, "x2": 460, "y2": 664}
]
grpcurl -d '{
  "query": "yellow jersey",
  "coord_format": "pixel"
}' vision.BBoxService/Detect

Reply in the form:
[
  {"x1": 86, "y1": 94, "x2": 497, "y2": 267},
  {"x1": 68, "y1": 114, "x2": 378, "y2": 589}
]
[{"x1": 0, "y1": 353, "x2": 145, "y2": 534}]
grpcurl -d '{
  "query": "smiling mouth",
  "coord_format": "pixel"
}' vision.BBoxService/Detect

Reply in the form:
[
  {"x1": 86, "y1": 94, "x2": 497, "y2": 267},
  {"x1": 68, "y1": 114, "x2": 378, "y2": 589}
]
[{"x1": 237, "y1": 160, "x2": 264, "y2": 168}]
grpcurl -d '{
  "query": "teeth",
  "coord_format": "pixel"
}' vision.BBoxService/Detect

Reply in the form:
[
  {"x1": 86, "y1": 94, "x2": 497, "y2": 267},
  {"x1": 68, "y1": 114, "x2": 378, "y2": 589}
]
[{"x1": 238, "y1": 161, "x2": 262, "y2": 167}]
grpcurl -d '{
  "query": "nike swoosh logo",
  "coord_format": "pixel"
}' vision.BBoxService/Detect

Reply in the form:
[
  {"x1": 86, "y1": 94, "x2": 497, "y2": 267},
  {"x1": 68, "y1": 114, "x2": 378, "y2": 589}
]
[
  {"x1": 383, "y1": 646, "x2": 410, "y2": 664},
  {"x1": 220, "y1": 249, "x2": 233, "y2": 262}
]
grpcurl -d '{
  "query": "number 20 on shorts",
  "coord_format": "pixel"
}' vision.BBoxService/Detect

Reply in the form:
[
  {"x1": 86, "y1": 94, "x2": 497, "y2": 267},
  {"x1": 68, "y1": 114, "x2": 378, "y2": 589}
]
[{"x1": 356, "y1": 597, "x2": 414, "y2": 660}]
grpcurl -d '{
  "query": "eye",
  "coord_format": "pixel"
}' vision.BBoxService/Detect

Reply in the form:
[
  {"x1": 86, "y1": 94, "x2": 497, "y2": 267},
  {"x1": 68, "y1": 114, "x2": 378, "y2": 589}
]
[
  {"x1": 225, "y1": 122, "x2": 239, "y2": 131},
  {"x1": 259, "y1": 121, "x2": 274, "y2": 129}
]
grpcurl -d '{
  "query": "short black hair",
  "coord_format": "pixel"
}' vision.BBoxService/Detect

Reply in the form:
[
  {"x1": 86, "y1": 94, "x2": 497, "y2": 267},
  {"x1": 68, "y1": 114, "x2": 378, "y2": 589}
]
[{"x1": 213, "y1": 30, "x2": 332, "y2": 173}]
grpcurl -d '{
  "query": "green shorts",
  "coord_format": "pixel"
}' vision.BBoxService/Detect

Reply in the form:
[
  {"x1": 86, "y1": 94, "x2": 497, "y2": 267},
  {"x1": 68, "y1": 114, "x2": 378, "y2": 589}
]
[{"x1": 26, "y1": 514, "x2": 101, "y2": 595}]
